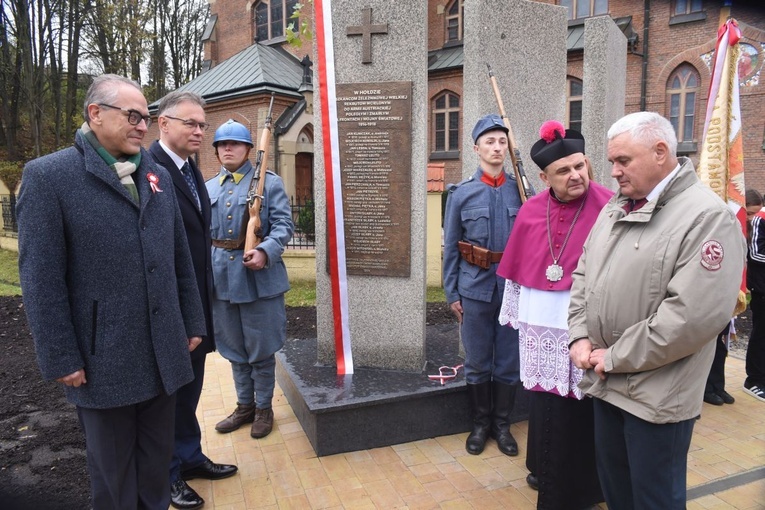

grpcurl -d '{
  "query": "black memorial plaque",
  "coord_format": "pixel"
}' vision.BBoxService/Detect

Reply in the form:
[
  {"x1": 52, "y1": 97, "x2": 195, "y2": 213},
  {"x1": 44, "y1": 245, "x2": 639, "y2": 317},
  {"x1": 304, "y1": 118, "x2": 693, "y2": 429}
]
[{"x1": 336, "y1": 81, "x2": 412, "y2": 277}]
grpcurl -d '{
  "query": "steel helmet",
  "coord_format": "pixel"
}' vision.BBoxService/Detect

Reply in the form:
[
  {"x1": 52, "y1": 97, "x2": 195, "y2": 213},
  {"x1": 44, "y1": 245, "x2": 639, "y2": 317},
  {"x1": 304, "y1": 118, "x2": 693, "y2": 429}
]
[{"x1": 213, "y1": 119, "x2": 253, "y2": 147}]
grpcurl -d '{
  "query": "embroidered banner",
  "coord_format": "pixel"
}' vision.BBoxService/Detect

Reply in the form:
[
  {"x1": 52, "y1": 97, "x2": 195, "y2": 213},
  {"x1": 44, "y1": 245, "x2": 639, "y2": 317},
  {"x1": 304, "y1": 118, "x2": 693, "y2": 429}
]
[
  {"x1": 315, "y1": 0, "x2": 354, "y2": 374},
  {"x1": 697, "y1": 18, "x2": 747, "y2": 315}
]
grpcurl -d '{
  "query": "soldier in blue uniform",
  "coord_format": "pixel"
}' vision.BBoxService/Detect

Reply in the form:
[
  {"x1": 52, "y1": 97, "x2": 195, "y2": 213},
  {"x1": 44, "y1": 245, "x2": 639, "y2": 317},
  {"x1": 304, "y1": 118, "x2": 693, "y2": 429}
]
[
  {"x1": 205, "y1": 120, "x2": 294, "y2": 439},
  {"x1": 442, "y1": 114, "x2": 523, "y2": 456}
]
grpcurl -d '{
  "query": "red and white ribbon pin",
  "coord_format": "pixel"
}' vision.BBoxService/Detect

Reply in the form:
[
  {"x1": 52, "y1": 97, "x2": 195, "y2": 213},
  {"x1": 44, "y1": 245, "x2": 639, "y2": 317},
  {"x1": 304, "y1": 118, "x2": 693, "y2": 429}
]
[
  {"x1": 147, "y1": 173, "x2": 163, "y2": 193},
  {"x1": 428, "y1": 364, "x2": 463, "y2": 385}
]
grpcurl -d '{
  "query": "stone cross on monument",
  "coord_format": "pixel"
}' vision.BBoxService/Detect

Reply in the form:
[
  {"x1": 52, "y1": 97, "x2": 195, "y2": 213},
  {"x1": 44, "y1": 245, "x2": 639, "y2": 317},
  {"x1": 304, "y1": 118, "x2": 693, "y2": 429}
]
[{"x1": 346, "y1": 7, "x2": 388, "y2": 64}]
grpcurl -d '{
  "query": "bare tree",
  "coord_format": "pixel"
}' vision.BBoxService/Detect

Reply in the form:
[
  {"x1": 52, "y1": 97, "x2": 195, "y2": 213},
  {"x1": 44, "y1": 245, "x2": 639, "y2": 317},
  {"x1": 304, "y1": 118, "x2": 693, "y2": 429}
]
[
  {"x1": 162, "y1": 0, "x2": 208, "y2": 89},
  {"x1": 1, "y1": 0, "x2": 33, "y2": 160},
  {"x1": 64, "y1": 0, "x2": 87, "y2": 136},
  {"x1": 0, "y1": 0, "x2": 20, "y2": 160},
  {"x1": 0, "y1": 0, "x2": 208, "y2": 160},
  {"x1": 83, "y1": 0, "x2": 151, "y2": 81}
]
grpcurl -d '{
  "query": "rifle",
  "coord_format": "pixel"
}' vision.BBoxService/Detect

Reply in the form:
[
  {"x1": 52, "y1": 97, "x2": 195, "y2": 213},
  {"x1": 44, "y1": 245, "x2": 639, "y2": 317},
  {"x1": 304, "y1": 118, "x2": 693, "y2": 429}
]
[
  {"x1": 487, "y1": 64, "x2": 534, "y2": 203},
  {"x1": 243, "y1": 93, "x2": 276, "y2": 258}
]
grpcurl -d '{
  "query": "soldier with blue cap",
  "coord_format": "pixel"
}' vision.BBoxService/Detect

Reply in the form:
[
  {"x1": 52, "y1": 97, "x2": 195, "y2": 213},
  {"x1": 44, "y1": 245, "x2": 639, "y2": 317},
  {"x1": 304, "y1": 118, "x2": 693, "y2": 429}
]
[
  {"x1": 443, "y1": 113, "x2": 524, "y2": 457},
  {"x1": 205, "y1": 119, "x2": 294, "y2": 440}
]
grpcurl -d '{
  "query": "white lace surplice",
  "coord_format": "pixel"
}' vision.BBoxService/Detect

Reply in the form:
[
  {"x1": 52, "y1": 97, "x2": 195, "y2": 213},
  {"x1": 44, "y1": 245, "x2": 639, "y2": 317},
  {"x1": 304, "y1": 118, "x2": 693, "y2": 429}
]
[{"x1": 499, "y1": 280, "x2": 584, "y2": 399}]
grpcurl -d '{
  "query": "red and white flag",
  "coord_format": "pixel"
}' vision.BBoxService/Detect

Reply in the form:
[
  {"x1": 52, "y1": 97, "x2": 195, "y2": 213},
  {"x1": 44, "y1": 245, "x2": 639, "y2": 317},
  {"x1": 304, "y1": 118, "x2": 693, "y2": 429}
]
[
  {"x1": 315, "y1": 0, "x2": 354, "y2": 374},
  {"x1": 697, "y1": 18, "x2": 747, "y2": 314}
]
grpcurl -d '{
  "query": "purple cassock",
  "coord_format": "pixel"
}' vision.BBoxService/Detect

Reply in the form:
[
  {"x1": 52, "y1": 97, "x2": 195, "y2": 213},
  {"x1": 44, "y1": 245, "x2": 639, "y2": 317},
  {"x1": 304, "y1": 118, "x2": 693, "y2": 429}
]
[{"x1": 497, "y1": 181, "x2": 613, "y2": 397}]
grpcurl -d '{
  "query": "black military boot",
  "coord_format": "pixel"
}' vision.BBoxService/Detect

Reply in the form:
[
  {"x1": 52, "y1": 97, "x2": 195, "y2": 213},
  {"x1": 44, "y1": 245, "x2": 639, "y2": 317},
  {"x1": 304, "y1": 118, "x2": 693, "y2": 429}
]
[
  {"x1": 465, "y1": 382, "x2": 492, "y2": 455},
  {"x1": 491, "y1": 381, "x2": 519, "y2": 456}
]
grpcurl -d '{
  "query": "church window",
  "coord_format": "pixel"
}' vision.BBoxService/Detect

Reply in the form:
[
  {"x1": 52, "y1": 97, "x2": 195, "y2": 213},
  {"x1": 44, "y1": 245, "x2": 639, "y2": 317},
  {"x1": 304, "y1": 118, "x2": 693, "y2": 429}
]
[
  {"x1": 559, "y1": 0, "x2": 608, "y2": 21},
  {"x1": 674, "y1": 0, "x2": 703, "y2": 16},
  {"x1": 433, "y1": 92, "x2": 460, "y2": 155},
  {"x1": 445, "y1": 0, "x2": 464, "y2": 43},
  {"x1": 667, "y1": 64, "x2": 700, "y2": 144},
  {"x1": 566, "y1": 78, "x2": 583, "y2": 133},
  {"x1": 253, "y1": 0, "x2": 299, "y2": 42}
]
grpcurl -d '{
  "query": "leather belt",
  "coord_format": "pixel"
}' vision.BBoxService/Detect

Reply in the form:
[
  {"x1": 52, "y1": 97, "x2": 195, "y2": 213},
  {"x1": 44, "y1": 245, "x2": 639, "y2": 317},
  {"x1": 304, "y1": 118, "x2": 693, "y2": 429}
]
[
  {"x1": 457, "y1": 241, "x2": 502, "y2": 269},
  {"x1": 212, "y1": 239, "x2": 245, "y2": 250}
]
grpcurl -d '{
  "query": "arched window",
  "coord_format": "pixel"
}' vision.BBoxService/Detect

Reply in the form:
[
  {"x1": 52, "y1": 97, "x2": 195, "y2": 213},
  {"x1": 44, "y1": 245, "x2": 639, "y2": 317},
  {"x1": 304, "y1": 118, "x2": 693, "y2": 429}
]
[
  {"x1": 253, "y1": 0, "x2": 299, "y2": 42},
  {"x1": 433, "y1": 91, "x2": 460, "y2": 154},
  {"x1": 445, "y1": 0, "x2": 464, "y2": 43},
  {"x1": 566, "y1": 78, "x2": 583, "y2": 132},
  {"x1": 667, "y1": 64, "x2": 700, "y2": 144}
]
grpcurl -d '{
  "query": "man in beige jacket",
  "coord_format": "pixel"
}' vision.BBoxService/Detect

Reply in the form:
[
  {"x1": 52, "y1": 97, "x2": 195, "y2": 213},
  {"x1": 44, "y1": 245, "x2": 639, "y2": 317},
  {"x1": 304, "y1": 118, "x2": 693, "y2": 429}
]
[{"x1": 568, "y1": 112, "x2": 746, "y2": 509}]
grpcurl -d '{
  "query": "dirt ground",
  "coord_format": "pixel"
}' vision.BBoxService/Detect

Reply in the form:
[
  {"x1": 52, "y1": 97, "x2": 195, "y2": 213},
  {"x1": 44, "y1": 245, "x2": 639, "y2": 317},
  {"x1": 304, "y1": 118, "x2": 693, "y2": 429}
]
[{"x1": 0, "y1": 295, "x2": 454, "y2": 509}]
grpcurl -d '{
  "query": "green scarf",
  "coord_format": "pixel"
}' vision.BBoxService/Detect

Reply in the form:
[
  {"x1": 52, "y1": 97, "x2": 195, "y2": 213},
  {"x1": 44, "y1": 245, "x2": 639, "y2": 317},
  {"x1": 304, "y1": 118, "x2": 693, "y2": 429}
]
[{"x1": 79, "y1": 122, "x2": 140, "y2": 203}]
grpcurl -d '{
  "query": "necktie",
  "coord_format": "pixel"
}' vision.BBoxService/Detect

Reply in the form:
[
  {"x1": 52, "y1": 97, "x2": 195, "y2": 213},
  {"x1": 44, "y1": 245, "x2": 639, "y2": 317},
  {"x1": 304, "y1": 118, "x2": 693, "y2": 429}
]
[
  {"x1": 181, "y1": 161, "x2": 201, "y2": 210},
  {"x1": 623, "y1": 198, "x2": 648, "y2": 213}
]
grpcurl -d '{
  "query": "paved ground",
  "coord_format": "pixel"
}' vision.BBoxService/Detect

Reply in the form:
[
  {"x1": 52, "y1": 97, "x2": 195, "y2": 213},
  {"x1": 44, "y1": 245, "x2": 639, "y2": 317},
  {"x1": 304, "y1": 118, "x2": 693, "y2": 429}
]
[{"x1": 189, "y1": 352, "x2": 765, "y2": 509}]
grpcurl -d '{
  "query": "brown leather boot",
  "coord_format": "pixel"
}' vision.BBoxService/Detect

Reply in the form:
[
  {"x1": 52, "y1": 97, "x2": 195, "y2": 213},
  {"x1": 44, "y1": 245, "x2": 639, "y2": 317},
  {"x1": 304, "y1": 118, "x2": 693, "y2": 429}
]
[
  {"x1": 215, "y1": 403, "x2": 256, "y2": 433},
  {"x1": 250, "y1": 407, "x2": 274, "y2": 438}
]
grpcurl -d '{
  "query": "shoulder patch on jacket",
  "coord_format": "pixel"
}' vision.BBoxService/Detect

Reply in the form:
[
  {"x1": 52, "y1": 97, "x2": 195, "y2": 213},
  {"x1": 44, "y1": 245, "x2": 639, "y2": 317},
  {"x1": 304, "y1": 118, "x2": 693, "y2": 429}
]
[{"x1": 700, "y1": 240, "x2": 724, "y2": 271}]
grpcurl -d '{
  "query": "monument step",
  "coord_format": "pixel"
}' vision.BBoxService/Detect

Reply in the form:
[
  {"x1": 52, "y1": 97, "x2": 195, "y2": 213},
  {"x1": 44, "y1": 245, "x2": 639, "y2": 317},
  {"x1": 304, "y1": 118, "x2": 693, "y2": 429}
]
[{"x1": 276, "y1": 323, "x2": 529, "y2": 456}]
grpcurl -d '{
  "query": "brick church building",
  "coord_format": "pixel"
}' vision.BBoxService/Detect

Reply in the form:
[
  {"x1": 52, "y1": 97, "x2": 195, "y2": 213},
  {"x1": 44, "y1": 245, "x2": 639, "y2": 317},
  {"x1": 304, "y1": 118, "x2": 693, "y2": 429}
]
[{"x1": 147, "y1": 0, "x2": 765, "y2": 201}]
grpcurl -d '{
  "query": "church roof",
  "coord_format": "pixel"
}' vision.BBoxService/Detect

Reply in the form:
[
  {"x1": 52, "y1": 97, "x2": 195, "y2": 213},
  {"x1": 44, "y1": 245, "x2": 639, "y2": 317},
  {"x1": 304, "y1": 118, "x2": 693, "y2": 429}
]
[
  {"x1": 149, "y1": 43, "x2": 304, "y2": 110},
  {"x1": 427, "y1": 16, "x2": 636, "y2": 72},
  {"x1": 566, "y1": 16, "x2": 636, "y2": 51},
  {"x1": 428, "y1": 44, "x2": 463, "y2": 72}
]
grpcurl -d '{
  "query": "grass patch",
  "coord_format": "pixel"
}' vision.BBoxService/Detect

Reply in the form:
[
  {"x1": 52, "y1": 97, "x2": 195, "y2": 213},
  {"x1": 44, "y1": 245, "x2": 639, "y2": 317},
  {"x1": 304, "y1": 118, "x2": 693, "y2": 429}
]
[
  {"x1": 285, "y1": 280, "x2": 445, "y2": 307},
  {"x1": 0, "y1": 249, "x2": 21, "y2": 296},
  {"x1": 426, "y1": 286, "x2": 445, "y2": 303},
  {"x1": 285, "y1": 280, "x2": 317, "y2": 307},
  {"x1": 0, "y1": 248, "x2": 448, "y2": 305}
]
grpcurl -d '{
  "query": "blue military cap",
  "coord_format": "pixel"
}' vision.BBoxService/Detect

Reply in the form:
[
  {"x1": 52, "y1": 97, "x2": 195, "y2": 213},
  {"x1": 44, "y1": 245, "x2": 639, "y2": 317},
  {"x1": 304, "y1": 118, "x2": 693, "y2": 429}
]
[{"x1": 472, "y1": 114, "x2": 509, "y2": 143}]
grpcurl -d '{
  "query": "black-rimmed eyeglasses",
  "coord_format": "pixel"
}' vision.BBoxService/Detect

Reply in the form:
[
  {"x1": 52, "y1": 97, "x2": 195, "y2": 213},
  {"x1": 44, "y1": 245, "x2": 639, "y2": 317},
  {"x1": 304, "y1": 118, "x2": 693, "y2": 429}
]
[
  {"x1": 98, "y1": 103, "x2": 152, "y2": 128},
  {"x1": 164, "y1": 115, "x2": 210, "y2": 132}
]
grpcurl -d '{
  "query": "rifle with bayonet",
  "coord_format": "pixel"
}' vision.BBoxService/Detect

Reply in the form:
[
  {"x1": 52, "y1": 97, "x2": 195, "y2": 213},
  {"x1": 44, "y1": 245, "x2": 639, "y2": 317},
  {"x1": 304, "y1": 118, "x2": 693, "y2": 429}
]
[
  {"x1": 243, "y1": 93, "x2": 276, "y2": 259},
  {"x1": 487, "y1": 64, "x2": 534, "y2": 203}
]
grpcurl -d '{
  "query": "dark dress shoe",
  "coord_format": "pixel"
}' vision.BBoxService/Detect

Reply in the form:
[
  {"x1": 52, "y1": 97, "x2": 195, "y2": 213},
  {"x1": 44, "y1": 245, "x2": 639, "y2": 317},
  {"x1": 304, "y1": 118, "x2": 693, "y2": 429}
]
[
  {"x1": 526, "y1": 473, "x2": 539, "y2": 491},
  {"x1": 703, "y1": 392, "x2": 724, "y2": 406},
  {"x1": 182, "y1": 459, "x2": 238, "y2": 481},
  {"x1": 170, "y1": 479, "x2": 204, "y2": 510},
  {"x1": 717, "y1": 390, "x2": 735, "y2": 404}
]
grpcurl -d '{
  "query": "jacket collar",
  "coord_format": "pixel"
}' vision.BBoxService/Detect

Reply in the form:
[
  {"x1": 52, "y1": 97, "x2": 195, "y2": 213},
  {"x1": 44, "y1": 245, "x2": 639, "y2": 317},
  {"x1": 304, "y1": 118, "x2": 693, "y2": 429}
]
[
  {"x1": 77, "y1": 130, "x2": 156, "y2": 211},
  {"x1": 218, "y1": 160, "x2": 253, "y2": 185},
  {"x1": 610, "y1": 157, "x2": 697, "y2": 222}
]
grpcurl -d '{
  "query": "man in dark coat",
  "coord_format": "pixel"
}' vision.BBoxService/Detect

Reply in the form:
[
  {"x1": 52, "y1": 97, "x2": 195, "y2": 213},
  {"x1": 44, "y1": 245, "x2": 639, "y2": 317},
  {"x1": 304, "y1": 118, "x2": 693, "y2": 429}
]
[
  {"x1": 17, "y1": 74, "x2": 206, "y2": 510},
  {"x1": 150, "y1": 90, "x2": 238, "y2": 510}
]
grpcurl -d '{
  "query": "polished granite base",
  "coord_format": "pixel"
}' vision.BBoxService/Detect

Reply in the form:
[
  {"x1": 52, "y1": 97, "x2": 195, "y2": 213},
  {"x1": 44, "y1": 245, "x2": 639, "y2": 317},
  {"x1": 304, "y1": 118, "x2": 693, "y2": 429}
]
[{"x1": 276, "y1": 323, "x2": 529, "y2": 456}]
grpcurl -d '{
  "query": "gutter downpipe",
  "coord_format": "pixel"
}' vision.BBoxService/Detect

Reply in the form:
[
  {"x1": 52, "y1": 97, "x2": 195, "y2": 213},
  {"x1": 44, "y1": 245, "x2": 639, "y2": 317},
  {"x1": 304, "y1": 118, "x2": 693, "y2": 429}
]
[{"x1": 640, "y1": 0, "x2": 650, "y2": 111}]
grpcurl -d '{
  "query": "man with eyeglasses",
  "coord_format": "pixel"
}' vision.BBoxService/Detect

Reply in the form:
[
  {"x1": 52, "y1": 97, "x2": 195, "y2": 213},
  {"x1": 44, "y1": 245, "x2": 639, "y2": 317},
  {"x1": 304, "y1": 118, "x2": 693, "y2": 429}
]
[
  {"x1": 149, "y1": 90, "x2": 237, "y2": 510},
  {"x1": 17, "y1": 74, "x2": 206, "y2": 509}
]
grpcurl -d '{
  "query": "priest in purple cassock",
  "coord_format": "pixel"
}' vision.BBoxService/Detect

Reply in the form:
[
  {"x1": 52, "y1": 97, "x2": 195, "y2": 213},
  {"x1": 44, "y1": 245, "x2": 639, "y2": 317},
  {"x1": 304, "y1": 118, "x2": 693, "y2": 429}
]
[{"x1": 497, "y1": 121, "x2": 611, "y2": 510}]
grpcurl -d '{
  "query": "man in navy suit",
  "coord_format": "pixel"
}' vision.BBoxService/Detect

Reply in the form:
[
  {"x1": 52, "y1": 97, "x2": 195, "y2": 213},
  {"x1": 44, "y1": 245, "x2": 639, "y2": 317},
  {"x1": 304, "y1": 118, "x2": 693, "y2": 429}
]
[
  {"x1": 150, "y1": 91, "x2": 237, "y2": 510},
  {"x1": 18, "y1": 74, "x2": 206, "y2": 509}
]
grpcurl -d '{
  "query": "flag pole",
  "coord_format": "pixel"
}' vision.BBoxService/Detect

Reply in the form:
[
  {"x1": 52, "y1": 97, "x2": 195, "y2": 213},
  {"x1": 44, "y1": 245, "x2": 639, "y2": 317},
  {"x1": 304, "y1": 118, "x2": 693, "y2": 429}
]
[{"x1": 718, "y1": 1, "x2": 732, "y2": 27}]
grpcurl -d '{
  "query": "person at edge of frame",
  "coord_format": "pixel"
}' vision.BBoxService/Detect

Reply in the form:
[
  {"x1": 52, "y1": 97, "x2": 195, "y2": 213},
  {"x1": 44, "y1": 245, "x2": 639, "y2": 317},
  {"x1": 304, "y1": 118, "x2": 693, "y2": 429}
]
[
  {"x1": 568, "y1": 111, "x2": 746, "y2": 509},
  {"x1": 17, "y1": 74, "x2": 206, "y2": 510}
]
